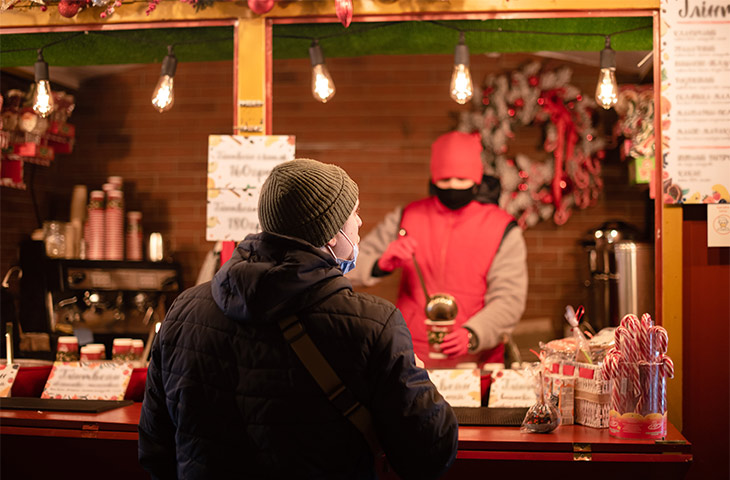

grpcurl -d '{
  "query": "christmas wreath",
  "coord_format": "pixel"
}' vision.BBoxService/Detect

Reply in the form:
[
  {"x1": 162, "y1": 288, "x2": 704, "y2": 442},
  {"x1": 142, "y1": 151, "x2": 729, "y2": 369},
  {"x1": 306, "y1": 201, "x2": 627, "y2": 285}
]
[{"x1": 459, "y1": 61, "x2": 606, "y2": 228}]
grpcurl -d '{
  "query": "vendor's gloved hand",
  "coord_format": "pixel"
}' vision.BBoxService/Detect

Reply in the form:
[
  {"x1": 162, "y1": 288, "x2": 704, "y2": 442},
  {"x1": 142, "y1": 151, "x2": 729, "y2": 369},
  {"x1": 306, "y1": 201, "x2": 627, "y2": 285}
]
[
  {"x1": 377, "y1": 236, "x2": 419, "y2": 272},
  {"x1": 440, "y1": 327, "x2": 470, "y2": 358}
]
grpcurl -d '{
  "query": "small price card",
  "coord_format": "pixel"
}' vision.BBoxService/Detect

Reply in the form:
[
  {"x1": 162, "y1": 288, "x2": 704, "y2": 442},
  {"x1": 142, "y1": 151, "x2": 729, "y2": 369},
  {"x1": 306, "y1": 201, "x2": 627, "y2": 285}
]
[
  {"x1": 41, "y1": 361, "x2": 134, "y2": 400},
  {"x1": 427, "y1": 368, "x2": 481, "y2": 407},
  {"x1": 487, "y1": 369, "x2": 536, "y2": 408},
  {"x1": 0, "y1": 364, "x2": 20, "y2": 397}
]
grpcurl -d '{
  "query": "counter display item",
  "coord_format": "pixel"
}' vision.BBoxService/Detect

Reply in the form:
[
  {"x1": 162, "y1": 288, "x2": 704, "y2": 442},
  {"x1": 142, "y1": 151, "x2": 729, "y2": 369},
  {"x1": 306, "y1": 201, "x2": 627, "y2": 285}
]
[{"x1": 602, "y1": 313, "x2": 673, "y2": 439}]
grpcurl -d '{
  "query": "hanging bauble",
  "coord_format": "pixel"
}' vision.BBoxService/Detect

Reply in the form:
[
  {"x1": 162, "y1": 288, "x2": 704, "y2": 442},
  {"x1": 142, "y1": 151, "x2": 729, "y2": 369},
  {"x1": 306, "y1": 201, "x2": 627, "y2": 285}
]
[
  {"x1": 247, "y1": 0, "x2": 275, "y2": 15},
  {"x1": 58, "y1": 0, "x2": 81, "y2": 17},
  {"x1": 558, "y1": 172, "x2": 573, "y2": 195},
  {"x1": 335, "y1": 0, "x2": 353, "y2": 28}
]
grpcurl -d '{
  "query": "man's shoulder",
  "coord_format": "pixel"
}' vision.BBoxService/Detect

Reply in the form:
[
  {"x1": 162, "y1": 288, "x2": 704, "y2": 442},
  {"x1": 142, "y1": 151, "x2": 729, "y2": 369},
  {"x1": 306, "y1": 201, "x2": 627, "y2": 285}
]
[{"x1": 326, "y1": 289, "x2": 399, "y2": 325}]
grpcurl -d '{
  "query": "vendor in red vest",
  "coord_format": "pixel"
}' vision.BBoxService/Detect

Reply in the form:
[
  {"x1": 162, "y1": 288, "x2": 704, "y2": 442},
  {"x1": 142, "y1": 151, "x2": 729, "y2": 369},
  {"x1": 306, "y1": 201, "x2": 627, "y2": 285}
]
[{"x1": 348, "y1": 130, "x2": 528, "y2": 370}]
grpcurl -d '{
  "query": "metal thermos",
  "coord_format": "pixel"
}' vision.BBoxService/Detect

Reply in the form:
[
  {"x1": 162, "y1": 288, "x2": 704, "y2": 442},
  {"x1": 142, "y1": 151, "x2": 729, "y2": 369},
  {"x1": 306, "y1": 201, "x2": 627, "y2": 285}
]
[
  {"x1": 581, "y1": 221, "x2": 644, "y2": 330},
  {"x1": 614, "y1": 241, "x2": 655, "y2": 321}
]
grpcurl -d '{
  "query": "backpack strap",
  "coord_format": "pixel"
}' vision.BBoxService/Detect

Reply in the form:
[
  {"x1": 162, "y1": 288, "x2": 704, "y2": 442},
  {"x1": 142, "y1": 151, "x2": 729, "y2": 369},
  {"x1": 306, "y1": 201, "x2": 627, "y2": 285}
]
[{"x1": 278, "y1": 314, "x2": 382, "y2": 456}]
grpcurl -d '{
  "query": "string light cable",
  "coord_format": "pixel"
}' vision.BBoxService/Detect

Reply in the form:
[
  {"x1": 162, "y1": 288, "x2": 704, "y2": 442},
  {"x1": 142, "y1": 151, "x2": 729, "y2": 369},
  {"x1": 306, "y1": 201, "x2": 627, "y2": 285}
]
[{"x1": 0, "y1": 21, "x2": 652, "y2": 109}]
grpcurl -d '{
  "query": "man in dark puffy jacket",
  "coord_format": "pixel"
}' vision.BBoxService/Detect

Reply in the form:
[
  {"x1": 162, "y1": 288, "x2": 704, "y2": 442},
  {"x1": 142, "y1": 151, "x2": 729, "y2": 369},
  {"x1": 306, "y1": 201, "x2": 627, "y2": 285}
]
[{"x1": 138, "y1": 158, "x2": 458, "y2": 479}]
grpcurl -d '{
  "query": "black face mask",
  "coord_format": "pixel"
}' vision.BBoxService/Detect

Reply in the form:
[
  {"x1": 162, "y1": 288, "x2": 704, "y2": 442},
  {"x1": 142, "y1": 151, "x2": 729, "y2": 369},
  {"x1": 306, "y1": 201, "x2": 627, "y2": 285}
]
[{"x1": 432, "y1": 184, "x2": 478, "y2": 210}]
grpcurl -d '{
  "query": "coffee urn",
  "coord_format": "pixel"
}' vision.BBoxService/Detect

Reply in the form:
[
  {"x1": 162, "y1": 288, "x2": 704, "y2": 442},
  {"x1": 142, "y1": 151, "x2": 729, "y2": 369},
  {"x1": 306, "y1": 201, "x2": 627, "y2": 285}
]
[{"x1": 581, "y1": 221, "x2": 647, "y2": 330}]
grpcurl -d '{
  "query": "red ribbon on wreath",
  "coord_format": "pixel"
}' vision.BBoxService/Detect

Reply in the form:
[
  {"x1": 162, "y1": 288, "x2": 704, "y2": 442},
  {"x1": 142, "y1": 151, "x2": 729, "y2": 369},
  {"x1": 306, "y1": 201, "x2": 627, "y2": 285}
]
[{"x1": 540, "y1": 89, "x2": 579, "y2": 225}]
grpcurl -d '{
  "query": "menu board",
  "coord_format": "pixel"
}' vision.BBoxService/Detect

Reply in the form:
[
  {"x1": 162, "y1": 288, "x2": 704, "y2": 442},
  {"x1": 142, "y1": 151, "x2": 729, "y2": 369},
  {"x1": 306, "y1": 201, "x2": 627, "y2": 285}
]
[
  {"x1": 661, "y1": 0, "x2": 730, "y2": 204},
  {"x1": 207, "y1": 135, "x2": 296, "y2": 241}
]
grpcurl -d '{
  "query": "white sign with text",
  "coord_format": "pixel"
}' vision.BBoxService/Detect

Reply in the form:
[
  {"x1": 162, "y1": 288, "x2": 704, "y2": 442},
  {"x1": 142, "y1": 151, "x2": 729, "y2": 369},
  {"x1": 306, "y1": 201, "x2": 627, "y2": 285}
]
[
  {"x1": 41, "y1": 362, "x2": 134, "y2": 400},
  {"x1": 206, "y1": 135, "x2": 296, "y2": 241},
  {"x1": 427, "y1": 368, "x2": 481, "y2": 407},
  {"x1": 487, "y1": 369, "x2": 536, "y2": 408},
  {"x1": 0, "y1": 364, "x2": 20, "y2": 397}
]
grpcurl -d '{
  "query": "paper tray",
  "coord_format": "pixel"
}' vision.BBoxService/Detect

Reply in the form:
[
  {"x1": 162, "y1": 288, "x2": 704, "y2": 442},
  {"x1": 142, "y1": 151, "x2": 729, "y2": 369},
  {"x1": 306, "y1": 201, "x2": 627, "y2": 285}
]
[
  {"x1": 453, "y1": 407, "x2": 529, "y2": 426},
  {"x1": 0, "y1": 397, "x2": 133, "y2": 413}
]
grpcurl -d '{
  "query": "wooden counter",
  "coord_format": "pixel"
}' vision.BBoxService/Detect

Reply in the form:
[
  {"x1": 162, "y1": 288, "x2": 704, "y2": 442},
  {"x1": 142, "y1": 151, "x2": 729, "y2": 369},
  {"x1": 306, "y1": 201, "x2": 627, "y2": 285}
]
[{"x1": 1, "y1": 403, "x2": 692, "y2": 479}]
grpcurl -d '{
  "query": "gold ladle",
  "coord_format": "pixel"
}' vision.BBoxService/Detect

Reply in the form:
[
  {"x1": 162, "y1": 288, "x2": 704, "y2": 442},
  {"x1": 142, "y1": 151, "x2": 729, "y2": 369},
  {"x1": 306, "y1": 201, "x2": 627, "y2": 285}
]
[{"x1": 398, "y1": 228, "x2": 458, "y2": 322}]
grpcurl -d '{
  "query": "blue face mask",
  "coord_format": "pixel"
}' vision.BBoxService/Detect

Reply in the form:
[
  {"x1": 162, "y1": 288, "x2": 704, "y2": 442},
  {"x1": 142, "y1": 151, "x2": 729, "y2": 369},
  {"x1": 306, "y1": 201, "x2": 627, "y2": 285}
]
[{"x1": 327, "y1": 229, "x2": 358, "y2": 274}]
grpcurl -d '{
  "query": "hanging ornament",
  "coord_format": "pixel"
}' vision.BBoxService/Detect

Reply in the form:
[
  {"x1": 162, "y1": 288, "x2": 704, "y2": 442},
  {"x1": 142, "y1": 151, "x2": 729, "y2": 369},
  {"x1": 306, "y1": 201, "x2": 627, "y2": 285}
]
[
  {"x1": 335, "y1": 0, "x2": 353, "y2": 28},
  {"x1": 58, "y1": 0, "x2": 81, "y2": 17},
  {"x1": 247, "y1": 0, "x2": 275, "y2": 15}
]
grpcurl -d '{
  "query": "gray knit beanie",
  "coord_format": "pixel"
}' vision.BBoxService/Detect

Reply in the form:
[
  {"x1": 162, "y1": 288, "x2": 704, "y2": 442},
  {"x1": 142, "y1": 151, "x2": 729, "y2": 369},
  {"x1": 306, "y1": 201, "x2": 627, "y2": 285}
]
[{"x1": 258, "y1": 158, "x2": 359, "y2": 247}]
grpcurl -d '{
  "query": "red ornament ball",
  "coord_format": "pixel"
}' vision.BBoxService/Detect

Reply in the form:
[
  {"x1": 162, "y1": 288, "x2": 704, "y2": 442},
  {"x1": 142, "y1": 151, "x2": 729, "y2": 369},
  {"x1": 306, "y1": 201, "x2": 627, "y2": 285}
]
[
  {"x1": 247, "y1": 0, "x2": 275, "y2": 15},
  {"x1": 528, "y1": 76, "x2": 539, "y2": 87},
  {"x1": 58, "y1": 0, "x2": 81, "y2": 18},
  {"x1": 514, "y1": 98, "x2": 524, "y2": 108},
  {"x1": 559, "y1": 174, "x2": 573, "y2": 195}
]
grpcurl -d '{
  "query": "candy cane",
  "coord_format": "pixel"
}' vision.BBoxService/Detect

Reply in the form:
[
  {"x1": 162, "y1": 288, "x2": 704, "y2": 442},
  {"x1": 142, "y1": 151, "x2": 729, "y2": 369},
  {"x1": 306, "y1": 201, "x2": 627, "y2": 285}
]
[
  {"x1": 602, "y1": 350, "x2": 619, "y2": 380},
  {"x1": 620, "y1": 313, "x2": 640, "y2": 329},
  {"x1": 636, "y1": 360, "x2": 649, "y2": 415},
  {"x1": 661, "y1": 354, "x2": 675, "y2": 379},
  {"x1": 640, "y1": 313, "x2": 654, "y2": 330},
  {"x1": 619, "y1": 326, "x2": 643, "y2": 412},
  {"x1": 649, "y1": 325, "x2": 669, "y2": 358},
  {"x1": 602, "y1": 351, "x2": 623, "y2": 411},
  {"x1": 614, "y1": 326, "x2": 630, "y2": 352}
]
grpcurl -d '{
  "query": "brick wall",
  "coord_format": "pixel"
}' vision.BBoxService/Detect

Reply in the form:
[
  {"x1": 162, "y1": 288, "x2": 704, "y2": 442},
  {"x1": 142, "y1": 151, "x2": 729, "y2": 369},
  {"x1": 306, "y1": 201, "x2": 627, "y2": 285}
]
[{"x1": 1, "y1": 53, "x2": 649, "y2": 337}]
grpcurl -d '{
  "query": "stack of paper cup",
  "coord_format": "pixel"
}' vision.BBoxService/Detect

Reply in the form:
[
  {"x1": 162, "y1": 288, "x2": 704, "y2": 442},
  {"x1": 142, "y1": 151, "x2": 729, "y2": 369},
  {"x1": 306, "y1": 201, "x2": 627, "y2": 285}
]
[
  {"x1": 126, "y1": 211, "x2": 143, "y2": 261},
  {"x1": 105, "y1": 189, "x2": 124, "y2": 260},
  {"x1": 107, "y1": 175, "x2": 123, "y2": 191},
  {"x1": 86, "y1": 190, "x2": 105, "y2": 260}
]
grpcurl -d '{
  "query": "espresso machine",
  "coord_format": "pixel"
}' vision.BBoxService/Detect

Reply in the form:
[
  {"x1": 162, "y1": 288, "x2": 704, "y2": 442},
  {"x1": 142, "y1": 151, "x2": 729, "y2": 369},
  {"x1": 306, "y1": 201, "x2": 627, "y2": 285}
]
[{"x1": 17, "y1": 239, "x2": 182, "y2": 358}]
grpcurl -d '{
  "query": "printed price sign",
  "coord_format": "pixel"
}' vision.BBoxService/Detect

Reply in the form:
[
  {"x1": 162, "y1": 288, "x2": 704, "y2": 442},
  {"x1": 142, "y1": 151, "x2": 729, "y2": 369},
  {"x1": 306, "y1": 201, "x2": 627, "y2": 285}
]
[
  {"x1": 427, "y1": 368, "x2": 481, "y2": 407},
  {"x1": 0, "y1": 364, "x2": 20, "y2": 397},
  {"x1": 487, "y1": 369, "x2": 536, "y2": 408},
  {"x1": 41, "y1": 362, "x2": 134, "y2": 400},
  {"x1": 206, "y1": 135, "x2": 296, "y2": 241}
]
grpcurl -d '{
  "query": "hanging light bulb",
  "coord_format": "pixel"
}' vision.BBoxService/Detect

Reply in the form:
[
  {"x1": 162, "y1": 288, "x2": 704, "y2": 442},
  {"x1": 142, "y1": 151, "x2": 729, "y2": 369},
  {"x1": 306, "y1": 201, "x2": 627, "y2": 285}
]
[
  {"x1": 152, "y1": 45, "x2": 178, "y2": 113},
  {"x1": 595, "y1": 36, "x2": 618, "y2": 110},
  {"x1": 309, "y1": 40, "x2": 335, "y2": 103},
  {"x1": 450, "y1": 32, "x2": 473, "y2": 105},
  {"x1": 32, "y1": 49, "x2": 54, "y2": 118}
]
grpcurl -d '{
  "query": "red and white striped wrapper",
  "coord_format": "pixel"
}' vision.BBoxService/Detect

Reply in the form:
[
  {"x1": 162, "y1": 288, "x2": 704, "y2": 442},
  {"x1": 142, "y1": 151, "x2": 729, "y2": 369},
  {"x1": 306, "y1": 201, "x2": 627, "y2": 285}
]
[
  {"x1": 105, "y1": 189, "x2": 124, "y2": 260},
  {"x1": 85, "y1": 190, "x2": 105, "y2": 260}
]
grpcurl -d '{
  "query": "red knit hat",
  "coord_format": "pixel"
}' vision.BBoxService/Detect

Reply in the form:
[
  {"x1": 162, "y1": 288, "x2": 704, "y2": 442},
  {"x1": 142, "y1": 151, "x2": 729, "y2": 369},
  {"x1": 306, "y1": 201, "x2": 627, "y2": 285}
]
[{"x1": 430, "y1": 131, "x2": 483, "y2": 183}]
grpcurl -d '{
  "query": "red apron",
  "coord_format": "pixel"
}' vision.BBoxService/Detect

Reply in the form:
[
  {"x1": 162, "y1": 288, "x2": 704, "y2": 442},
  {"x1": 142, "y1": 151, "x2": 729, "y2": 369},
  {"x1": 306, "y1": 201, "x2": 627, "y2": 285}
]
[{"x1": 397, "y1": 197, "x2": 514, "y2": 370}]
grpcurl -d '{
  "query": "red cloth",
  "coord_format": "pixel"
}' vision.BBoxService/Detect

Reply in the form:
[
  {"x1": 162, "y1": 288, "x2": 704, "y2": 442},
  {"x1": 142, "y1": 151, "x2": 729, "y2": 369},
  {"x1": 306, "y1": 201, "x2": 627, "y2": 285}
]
[
  {"x1": 430, "y1": 131, "x2": 483, "y2": 183},
  {"x1": 397, "y1": 197, "x2": 513, "y2": 368}
]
